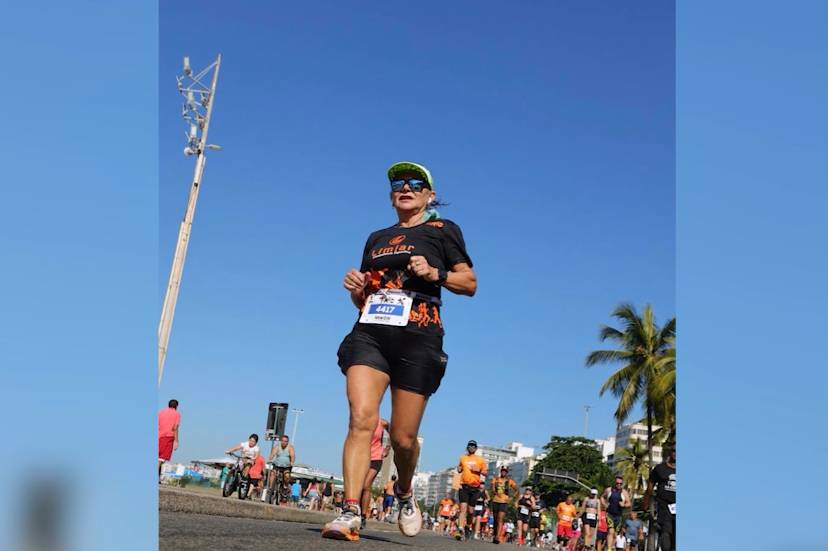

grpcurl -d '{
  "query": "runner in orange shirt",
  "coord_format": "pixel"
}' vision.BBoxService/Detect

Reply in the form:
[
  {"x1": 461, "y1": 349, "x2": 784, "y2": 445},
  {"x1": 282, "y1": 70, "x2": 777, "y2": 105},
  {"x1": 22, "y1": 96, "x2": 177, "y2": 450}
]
[
  {"x1": 556, "y1": 494, "x2": 578, "y2": 547},
  {"x1": 455, "y1": 440, "x2": 488, "y2": 541},
  {"x1": 438, "y1": 492, "x2": 455, "y2": 535},
  {"x1": 490, "y1": 465, "x2": 518, "y2": 544}
]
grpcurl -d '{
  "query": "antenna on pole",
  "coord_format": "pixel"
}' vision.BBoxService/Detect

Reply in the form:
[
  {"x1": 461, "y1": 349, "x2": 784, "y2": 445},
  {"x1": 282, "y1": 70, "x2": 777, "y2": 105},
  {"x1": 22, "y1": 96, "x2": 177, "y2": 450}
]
[
  {"x1": 584, "y1": 405, "x2": 592, "y2": 437},
  {"x1": 158, "y1": 54, "x2": 222, "y2": 386}
]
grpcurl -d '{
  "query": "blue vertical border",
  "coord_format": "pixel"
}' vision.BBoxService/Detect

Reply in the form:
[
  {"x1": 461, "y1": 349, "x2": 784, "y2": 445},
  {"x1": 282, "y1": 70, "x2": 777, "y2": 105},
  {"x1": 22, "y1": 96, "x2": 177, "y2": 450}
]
[
  {"x1": 0, "y1": 2, "x2": 157, "y2": 550},
  {"x1": 678, "y1": 1, "x2": 828, "y2": 549}
]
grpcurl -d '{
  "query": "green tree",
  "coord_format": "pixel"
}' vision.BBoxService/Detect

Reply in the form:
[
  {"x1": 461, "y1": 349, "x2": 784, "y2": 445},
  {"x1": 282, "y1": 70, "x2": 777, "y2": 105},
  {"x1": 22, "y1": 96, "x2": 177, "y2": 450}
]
[
  {"x1": 531, "y1": 436, "x2": 613, "y2": 505},
  {"x1": 613, "y1": 438, "x2": 649, "y2": 498},
  {"x1": 585, "y1": 303, "x2": 675, "y2": 473}
]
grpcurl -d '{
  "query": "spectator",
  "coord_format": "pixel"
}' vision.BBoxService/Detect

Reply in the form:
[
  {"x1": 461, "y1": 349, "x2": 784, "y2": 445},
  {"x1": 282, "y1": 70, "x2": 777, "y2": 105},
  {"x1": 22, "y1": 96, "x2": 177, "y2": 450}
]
[{"x1": 158, "y1": 399, "x2": 181, "y2": 478}]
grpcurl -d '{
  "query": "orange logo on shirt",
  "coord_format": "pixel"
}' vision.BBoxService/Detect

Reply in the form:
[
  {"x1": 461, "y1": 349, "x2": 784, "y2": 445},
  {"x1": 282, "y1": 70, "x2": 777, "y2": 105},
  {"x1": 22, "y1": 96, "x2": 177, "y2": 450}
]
[{"x1": 389, "y1": 235, "x2": 407, "y2": 245}]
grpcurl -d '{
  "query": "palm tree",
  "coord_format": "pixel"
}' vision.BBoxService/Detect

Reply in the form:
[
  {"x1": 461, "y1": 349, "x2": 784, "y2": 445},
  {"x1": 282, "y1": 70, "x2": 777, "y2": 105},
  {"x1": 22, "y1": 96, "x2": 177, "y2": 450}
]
[
  {"x1": 585, "y1": 303, "x2": 676, "y2": 473},
  {"x1": 613, "y1": 439, "x2": 649, "y2": 498}
]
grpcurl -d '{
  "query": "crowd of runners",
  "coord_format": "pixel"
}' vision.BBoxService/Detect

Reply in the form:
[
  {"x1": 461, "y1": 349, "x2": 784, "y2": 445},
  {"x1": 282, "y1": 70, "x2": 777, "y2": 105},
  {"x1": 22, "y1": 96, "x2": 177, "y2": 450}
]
[{"x1": 420, "y1": 441, "x2": 675, "y2": 550}]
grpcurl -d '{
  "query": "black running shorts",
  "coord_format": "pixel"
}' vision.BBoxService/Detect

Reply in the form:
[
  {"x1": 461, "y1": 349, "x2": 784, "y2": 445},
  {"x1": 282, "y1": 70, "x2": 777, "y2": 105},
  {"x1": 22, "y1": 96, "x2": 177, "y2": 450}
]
[
  {"x1": 457, "y1": 484, "x2": 482, "y2": 505},
  {"x1": 491, "y1": 502, "x2": 508, "y2": 514},
  {"x1": 337, "y1": 324, "x2": 448, "y2": 397},
  {"x1": 529, "y1": 516, "x2": 540, "y2": 529}
]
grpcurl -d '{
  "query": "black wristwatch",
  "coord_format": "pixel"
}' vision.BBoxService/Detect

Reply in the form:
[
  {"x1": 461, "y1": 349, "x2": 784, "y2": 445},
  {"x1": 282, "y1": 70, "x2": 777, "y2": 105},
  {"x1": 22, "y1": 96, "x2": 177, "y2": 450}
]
[{"x1": 435, "y1": 268, "x2": 448, "y2": 285}]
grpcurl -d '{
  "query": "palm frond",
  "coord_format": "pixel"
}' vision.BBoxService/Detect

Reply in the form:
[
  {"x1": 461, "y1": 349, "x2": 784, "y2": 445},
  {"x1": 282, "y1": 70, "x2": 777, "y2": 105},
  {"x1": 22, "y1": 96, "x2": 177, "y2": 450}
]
[{"x1": 585, "y1": 349, "x2": 631, "y2": 367}]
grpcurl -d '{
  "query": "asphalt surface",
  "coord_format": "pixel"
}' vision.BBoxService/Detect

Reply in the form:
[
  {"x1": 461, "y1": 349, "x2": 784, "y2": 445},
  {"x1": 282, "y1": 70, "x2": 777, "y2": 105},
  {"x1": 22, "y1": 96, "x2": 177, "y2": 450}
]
[{"x1": 160, "y1": 511, "x2": 499, "y2": 551}]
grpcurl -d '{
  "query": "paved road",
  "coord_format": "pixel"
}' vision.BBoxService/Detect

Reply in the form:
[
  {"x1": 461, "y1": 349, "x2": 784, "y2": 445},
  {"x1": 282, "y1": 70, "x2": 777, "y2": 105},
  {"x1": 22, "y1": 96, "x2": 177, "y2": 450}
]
[{"x1": 161, "y1": 512, "x2": 497, "y2": 551}]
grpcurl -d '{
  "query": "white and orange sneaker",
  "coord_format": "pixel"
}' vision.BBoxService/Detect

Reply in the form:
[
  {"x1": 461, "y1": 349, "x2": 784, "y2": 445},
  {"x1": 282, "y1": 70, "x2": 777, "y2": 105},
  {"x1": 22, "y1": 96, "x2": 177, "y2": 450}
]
[
  {"x1": 395, "y1": 484, "x2": 422, "y2": 537},
  {"x1": 322, "y1": 507, "x2": 361, "y2": 541}
]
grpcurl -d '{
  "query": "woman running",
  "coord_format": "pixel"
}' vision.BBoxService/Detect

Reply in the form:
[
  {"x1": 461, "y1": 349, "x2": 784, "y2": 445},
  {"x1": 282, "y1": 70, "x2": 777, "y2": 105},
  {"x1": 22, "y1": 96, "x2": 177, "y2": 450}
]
[
  {"x1": 322, "y1": 161, "x2": 477, "y2": 541},
  {"x1": 516, "y1": 488, "x2": 534, "y2": 545},
  {"x1": 582, "y1": 488, "x2": 602, "y2": 549}
]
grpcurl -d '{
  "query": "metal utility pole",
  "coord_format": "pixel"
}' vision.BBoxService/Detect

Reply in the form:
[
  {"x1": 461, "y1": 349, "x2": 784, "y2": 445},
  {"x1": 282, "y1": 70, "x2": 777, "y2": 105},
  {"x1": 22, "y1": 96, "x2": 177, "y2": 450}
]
[
  {"x1": 584, "y1": 405, "x2": 592, "y2": 437},
  {"x1": 158, "y1": 54, "x2": 222, "y2": 386},
  {"x1": 291, "y1": 408, "x2": 305, "y2": 445}
]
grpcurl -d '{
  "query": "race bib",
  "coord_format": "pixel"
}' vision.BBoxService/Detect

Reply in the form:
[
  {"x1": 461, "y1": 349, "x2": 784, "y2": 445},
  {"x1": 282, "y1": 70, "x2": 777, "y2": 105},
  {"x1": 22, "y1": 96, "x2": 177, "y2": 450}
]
[
  {"x1": 668, "y1": 503, "x2": 676, "y2": 515},
  {"x1": 532, "y1": 511, "x2": 540, "y2": 517},
  {"x1": 359, "y1": 290, "x2": 413, "y2": 326},
  {"x1": 586, "y1": 512, "x2": 596, "y2": 520},
  {"x1": 475, "y1": 505, "x2": 483, "y2": 511},
  {"x1": 520, "y1": 507, "x2": 529, "y2": 515}
]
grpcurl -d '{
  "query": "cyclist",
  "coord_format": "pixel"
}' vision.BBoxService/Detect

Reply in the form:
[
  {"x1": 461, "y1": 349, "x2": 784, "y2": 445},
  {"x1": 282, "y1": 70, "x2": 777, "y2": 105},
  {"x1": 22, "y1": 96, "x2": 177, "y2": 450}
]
[
  {"x1": 602, "y1": 476, "x2": 631, "y2": 545},
  {"x1": 516, "y1": 487, "x2": 534, "y2": 546},
  {"x1": 455, "y1": 440, "x2": 488, "y2": 540},
  {"x1": 581, "y1": 488, "x2": 601, "y2": 549},
  {"x1": 304, "y1": 478, "x2": 321, "y2": 511},
  {"x1": 361, "y1": 418, "x2": 390, "y2": 528},
  {"x1": 225, "y1": 433, "x2": 260, "y2": 479},
  {"x1": 555, "y1": 494, "x2": 578, "y2": 548},
  {"x1": 266, "y1": 434, "x2": 295, "y2": 504},
  {"x1": 491, "y1": 466, "x2": 518, "y2": 544},
  {"x1": 323, "y1": 161, "x2": 477, "y2": 542},
  {"x1": 643, "y1": 444, "x2": 675, "y2": 551}
]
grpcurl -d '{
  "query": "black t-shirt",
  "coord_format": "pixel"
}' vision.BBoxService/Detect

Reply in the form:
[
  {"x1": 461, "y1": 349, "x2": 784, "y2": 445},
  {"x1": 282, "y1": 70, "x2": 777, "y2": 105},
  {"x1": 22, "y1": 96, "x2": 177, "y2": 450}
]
[
  {"x1": 649, "y1": 462, "x2": 675, "y2": 505},
  {"x1": 357, "y1": 219, "x2": 472, "y2": 336},
  {"x1": 517, "y1": 497, "x2": 532, "y2": 516}
]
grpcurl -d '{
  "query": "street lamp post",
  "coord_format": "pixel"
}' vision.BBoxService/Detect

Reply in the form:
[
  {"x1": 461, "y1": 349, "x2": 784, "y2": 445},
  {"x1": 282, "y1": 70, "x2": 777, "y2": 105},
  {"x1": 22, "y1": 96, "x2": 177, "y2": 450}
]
[
  {"x1": 291, "y1": 408, "x2": 305, "y2": 446},
  {"x1": 158, "y1": 54, "x2": 222, "y2": 386}
]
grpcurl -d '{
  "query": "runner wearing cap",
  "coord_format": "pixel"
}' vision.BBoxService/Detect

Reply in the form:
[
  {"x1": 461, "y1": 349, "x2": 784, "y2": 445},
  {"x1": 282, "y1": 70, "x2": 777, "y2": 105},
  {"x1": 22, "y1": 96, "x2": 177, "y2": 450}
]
[
  {"x1": 490, "y1": 465, "x2": 518, "y2": 544},
  {"x1": 323, "y1": 161, "x2": 477, "y2": 542},
  {"x1": 581, "y1": 488, "x2": 602, "y2": 549},
  {"x1": 455, "y1": 440, "x2": 488, "y2": 541},
  {"x1": 516, "y1": 487, "x2": 534, "y2": 545}
]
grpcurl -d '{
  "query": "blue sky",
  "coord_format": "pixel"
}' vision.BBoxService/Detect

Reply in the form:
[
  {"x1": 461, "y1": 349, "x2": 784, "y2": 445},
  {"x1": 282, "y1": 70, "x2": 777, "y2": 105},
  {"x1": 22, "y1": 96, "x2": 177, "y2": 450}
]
[{"x1": 158, "y1": 1, "x2": 675, "y2": 474}]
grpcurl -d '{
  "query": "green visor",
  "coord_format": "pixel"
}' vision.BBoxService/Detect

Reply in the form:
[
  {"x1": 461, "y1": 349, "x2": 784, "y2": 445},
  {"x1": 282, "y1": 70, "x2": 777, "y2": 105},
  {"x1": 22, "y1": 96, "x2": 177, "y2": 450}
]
[{"x1": 387, "y1": 161, "x2": 434, "y2": 190}]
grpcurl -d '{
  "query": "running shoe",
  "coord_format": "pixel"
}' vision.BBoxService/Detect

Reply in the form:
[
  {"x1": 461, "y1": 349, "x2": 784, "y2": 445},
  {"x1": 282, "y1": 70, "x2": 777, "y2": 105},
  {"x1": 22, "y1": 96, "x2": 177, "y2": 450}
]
[
  {"x1": 321, "y1": 509, "x2": 361, "y2": 541},
  {"x1": 394, "y1": 484, "x2": 422, "y2": 537}
]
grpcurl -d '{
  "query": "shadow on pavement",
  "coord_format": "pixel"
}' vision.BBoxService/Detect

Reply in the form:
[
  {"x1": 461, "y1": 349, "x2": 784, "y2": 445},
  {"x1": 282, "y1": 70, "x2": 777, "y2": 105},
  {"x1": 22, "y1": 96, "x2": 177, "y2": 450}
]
[{"x1": 304, "y1": 528, "x2": 414, "y2": 546}]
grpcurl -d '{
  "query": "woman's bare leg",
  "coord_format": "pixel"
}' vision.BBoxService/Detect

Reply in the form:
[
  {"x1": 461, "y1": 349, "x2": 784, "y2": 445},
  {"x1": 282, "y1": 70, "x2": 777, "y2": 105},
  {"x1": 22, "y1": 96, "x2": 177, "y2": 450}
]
[
  {"x1": 388, "y1": 386, "x2": 428, "y2": 493},
  {"x1": 342, "y1": 366, "x2": 389, "y2": 506}
]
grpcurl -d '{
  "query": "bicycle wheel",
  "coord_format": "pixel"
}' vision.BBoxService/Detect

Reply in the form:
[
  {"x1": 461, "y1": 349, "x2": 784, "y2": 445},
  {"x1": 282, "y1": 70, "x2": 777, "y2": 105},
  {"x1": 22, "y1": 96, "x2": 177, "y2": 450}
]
[{"x1": 222, "y1": 473, "x2": 237, "y2": 498}]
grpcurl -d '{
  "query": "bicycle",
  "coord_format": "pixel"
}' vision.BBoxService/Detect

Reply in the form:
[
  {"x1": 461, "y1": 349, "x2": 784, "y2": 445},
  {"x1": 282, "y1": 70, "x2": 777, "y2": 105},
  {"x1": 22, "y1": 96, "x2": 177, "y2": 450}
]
[
  {"x1": 265, "y1": 464, "x2": 292, "y2": 505},
  {"x1": 221, "y1": 452, "x2": 251, "y2": 499}
]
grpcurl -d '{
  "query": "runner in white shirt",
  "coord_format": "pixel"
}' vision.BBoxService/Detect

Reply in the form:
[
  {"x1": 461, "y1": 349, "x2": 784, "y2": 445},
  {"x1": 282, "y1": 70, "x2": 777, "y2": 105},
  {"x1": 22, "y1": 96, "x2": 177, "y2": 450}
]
[{"x1": 614, "y1": 530, "x2": 627, "y2": 551}]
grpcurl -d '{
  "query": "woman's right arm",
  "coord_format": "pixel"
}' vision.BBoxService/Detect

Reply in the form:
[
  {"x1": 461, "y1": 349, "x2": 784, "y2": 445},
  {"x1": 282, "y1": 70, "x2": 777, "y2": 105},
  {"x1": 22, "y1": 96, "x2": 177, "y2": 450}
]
[{"x1": 344, "y1": 269, "x2": 367, "y2": 309}]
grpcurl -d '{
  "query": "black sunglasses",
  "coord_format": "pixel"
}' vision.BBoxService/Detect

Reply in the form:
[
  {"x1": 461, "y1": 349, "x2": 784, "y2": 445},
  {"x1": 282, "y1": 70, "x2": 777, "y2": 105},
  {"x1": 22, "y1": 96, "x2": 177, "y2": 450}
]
[{"x1": 390, "y1": 178, "x2": 431, "y2": 193}]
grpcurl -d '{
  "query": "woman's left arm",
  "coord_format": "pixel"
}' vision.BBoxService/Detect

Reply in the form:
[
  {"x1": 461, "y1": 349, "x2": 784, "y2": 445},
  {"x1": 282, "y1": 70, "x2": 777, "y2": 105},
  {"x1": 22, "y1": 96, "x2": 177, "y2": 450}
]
[{"x1": 441, "y1": 262, "x2": 476, "y2": 296}]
